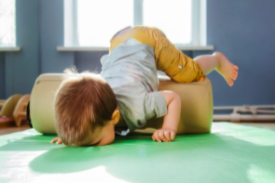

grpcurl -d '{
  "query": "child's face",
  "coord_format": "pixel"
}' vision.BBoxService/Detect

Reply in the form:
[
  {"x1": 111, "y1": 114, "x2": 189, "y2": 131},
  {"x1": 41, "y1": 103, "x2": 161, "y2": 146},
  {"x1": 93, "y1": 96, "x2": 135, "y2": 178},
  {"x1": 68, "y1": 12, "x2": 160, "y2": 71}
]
[{"x1": 88, "y1": 121, "x2": 115, "y2": 146}]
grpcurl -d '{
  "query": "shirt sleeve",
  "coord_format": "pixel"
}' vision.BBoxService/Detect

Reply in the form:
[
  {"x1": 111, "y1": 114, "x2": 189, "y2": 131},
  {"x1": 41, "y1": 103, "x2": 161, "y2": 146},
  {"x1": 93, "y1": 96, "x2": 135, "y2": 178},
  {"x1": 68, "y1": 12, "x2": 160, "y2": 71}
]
[{"x1": 144, "y1": 91, "x2": 168, "y2": 120}]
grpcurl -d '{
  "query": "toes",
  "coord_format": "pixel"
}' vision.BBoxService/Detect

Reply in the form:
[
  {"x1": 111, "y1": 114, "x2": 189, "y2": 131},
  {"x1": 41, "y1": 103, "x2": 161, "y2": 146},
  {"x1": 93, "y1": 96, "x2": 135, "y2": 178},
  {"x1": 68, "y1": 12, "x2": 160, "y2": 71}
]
[
  {"x1": 233, "y1": 65, "x2": 239, "y2": 70},
  {"x1": 226, "y1": 78, "x2": 234, "y2": 86},
  {"x1": 232, "y1": 74, "x2": 238, "y2": 80},
  {"x1": 232, "y1": 70, "x2": 238, "y2": 79},
  {"x1": 233, "y1": 70, "x2": 238, "y2": 75}
]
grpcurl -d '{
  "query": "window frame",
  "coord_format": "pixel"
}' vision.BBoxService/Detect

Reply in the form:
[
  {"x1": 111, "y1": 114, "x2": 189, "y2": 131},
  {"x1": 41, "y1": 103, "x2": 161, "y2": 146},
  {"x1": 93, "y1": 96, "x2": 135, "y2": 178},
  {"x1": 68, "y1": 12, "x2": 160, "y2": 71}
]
[
  {"x1": 133, "y1": 0, "x2": 206, "y2": 46},
  {"x1": 64, "y1": 0, "x2": 207, "y2": 47}
]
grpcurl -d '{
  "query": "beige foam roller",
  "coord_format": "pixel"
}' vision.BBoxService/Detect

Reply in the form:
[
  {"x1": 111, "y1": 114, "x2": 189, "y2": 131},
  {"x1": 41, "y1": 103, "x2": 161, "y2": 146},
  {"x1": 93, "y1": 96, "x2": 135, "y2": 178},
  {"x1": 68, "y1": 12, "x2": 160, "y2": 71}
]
[
  {"x1": 13, "y1": 94, "x2": 31, "y2": 127},
  {"x1": 30, "y1": 74, "x2": 213, "y2": 135},
  {"x1": 0, "y1": 94, "x2": 23, "y2": 117},
  {"x1": 143, "y1": 76, "x2": 213, "y2": 134}
]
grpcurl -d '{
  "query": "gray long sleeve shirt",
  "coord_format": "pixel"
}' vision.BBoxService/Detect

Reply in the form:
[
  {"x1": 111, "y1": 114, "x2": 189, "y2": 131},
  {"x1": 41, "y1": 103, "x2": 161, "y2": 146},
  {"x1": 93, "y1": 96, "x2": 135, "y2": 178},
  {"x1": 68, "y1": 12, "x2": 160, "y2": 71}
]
[{"x1": 100, "y1": 39, "x2": 167, "y2": 136}]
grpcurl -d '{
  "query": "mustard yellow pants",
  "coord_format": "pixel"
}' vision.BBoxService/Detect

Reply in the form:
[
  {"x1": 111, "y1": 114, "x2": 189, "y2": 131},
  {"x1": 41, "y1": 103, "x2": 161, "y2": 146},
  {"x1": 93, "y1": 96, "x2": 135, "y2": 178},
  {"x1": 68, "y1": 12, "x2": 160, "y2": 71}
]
[{"x1": 110, "y1": 26, "x2": 205, "y2": 83}]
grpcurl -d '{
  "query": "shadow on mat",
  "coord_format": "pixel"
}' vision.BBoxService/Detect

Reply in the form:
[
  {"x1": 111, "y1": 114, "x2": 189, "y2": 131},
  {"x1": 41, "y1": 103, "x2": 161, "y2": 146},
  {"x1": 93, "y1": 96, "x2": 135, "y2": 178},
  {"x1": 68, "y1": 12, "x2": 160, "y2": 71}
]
[
  {"x1": 1, "y1": 129, "x2": 275, "y2": 182},
  {"x1": 27, "y1": 134, "x2": 275, "y2": 182}
]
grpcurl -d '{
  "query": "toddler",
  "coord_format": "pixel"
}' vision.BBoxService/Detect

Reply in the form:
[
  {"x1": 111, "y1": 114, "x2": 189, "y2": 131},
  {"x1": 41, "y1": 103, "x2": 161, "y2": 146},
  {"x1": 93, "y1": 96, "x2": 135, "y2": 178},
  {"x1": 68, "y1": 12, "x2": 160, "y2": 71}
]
[{"x1": 51, "y1": 26, "x2": 238, "y2": 146}]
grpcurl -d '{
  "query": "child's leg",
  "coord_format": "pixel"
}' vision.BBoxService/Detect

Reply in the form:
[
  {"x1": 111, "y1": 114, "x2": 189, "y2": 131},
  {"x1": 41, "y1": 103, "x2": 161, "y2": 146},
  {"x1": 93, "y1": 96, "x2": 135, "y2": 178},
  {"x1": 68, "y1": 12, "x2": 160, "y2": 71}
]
[
  {"x1": 110, "y1": 26, "x2": 239, "y2": 86},
  {"x1": 135, "y1": 26, "x2": 205, "y2": 83},
  {"x1": 110, "y1": 26, "x2": 203, "y2": 83},
  {"x1": 138, "y1": 26, "x2": 239, "y2": 86},
  {"x1": 194, "y1": 52, "x2": 239, "y2": 86}
]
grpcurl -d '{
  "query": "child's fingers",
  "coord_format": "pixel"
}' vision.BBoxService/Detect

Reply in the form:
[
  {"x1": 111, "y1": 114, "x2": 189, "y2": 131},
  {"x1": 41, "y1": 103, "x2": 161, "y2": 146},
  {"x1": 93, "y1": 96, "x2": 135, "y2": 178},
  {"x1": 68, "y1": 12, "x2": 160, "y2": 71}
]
[
  {"x1": 154, "y1": 131, "x2": 161, "y2": 142},
  {"x1": 156, "y1": 132, "x2": 162, "y2": 142},
  {"x1": 152, "y1": 135, "x2": 155, "y2": 141},
  {"x1": 157, "y1": 131, "x2": 162, "y2": 141},
  {"x1": 152, "y1": 134, "x2": 158, "y2": 141},
  {"x1": 164, "y1": 131, "x2": 170, "y2": 142},
  {"x1": 158, "y1": 131, "x2": 165, "y2": 142},
  {"x1": 152, "y1": 132, "x2": 158, "y2": 142},
  {"x1": 51, "y1": 137, "x2": 63, "y2": 144},
  {"x1": 153, "y1": 130, "x2": 175, "y2": 142},
  {"x1": 56, "y1": 139, "x2": 63, "y2": 144},
  {"x1": 170, "y1": 131, "x2": 175, "y2": 141},
  {"x1": 51, "y1": 138, "x2": 59, "y2": 143}
]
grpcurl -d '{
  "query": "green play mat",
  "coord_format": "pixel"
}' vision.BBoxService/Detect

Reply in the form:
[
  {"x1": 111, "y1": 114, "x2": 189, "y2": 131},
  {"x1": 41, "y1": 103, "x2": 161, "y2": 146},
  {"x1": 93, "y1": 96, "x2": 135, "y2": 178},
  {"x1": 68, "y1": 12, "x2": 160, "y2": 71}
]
[{"x1": 0, "y1": 122, "x2": 275, "y2": 183}]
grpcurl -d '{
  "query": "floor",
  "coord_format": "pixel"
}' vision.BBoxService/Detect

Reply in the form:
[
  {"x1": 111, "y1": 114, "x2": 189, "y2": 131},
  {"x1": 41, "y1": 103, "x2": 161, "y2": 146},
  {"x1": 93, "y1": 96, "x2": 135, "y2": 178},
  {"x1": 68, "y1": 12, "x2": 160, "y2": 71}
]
[
  {"x1": 0, "y1": 120, "x2": 31, "y2": 135},
  {"x1": 0, "y1": 121, "x2": 275, "y2": 136},
  {"x1": 241, "y1": 123, "x2": 275, "y2": 131}
]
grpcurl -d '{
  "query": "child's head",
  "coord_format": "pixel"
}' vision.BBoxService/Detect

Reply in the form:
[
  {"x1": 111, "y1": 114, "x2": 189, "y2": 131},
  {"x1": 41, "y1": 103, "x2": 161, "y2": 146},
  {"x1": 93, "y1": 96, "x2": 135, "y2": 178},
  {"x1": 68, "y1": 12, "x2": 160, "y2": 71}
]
[{"x1": 54, "y1": 72, "x2": 120, "y2": 146}]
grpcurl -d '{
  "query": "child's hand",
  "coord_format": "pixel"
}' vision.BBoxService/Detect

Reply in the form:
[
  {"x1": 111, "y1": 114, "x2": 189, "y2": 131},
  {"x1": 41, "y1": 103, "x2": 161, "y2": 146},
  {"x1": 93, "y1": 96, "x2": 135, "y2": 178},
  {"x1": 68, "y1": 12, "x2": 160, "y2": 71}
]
[
  {"x1": 51, "y1": 137, "x2": 63, "y2": 144},
  {"x1": 152, "y1": 128, "x2": 175, "y2": 142}
]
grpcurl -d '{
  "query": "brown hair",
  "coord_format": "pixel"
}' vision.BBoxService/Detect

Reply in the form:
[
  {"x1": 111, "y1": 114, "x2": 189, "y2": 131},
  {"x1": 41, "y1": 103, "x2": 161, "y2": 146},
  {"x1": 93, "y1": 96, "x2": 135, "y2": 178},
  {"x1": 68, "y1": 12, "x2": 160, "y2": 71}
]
[{"x1": 54, "y1": 71, "x2": 117, "y2": 146}]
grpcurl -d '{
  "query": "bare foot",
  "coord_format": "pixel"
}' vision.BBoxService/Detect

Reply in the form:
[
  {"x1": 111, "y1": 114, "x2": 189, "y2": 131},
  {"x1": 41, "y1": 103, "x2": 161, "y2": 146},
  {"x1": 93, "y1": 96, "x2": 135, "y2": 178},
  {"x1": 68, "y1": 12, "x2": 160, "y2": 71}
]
[{"x1": 214, "y1": 52, "x2": 239, "y2": 86}]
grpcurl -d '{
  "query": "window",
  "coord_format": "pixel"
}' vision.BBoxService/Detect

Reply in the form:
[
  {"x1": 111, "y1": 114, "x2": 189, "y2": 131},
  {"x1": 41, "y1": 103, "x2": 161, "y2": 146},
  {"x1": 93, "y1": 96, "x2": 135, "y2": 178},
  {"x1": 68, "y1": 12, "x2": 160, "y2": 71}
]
[
  {"x1": 64, "y1": 0, "x2": 206, "y2": 47},
  {"x1": 0, "y1": 0, "x2": 16, "y2": 47}
]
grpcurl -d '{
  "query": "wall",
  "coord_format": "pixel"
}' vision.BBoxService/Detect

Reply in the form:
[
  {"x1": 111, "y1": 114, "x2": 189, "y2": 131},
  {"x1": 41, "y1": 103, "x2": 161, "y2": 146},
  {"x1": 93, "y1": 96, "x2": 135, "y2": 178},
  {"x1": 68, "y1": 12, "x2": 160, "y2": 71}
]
[
  {"x1": 1, "y1": 0, "x2": 274, "y2": 107},
  {"x1": 75, "y1": 51, "x2": 108, "y2": 73},
  {"x1": 206, "y1": 0, "x2": 275, "y2": 106},
  {"x1": 4, "y1": 0, "x2": 40, "y2": 98},
  {"x1": 0, "y1": 53, "x2": 4, "y2": 98},
  {"x1": 39, "y1": 0, "x2": 74, "y2": 73}
]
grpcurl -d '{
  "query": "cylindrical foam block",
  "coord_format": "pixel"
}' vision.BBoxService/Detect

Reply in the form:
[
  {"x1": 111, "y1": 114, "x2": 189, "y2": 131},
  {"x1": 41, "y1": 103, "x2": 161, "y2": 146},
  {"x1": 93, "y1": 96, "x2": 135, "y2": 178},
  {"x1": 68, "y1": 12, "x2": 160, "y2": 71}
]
[{"x1": 30, "y1": 74, "x2": 213, "y2": 135}]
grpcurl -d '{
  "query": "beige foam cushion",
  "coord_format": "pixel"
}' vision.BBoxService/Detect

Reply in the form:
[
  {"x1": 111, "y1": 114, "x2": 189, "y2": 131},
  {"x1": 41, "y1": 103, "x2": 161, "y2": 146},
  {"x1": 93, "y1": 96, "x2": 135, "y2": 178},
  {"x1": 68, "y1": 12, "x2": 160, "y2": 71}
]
[
  {"x1": 30, "y1": 74, "x2": 213, "y2": 135},
  {"x1": 0, "y1": 94, "x2": 23, "y2": 117}
]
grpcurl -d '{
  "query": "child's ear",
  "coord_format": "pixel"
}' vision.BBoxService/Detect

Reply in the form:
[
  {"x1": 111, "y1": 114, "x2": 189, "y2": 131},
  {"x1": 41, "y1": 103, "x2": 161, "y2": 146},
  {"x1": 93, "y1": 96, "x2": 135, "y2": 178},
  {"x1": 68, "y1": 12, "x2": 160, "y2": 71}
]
[{"x1": 111, "y1": 108, "x2": 120, "y2": 125}]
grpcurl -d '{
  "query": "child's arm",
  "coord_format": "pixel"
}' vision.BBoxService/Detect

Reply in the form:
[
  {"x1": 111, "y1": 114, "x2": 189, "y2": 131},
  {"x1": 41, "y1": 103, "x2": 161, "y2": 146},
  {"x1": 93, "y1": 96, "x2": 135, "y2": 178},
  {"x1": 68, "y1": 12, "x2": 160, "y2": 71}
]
[{"x1": 152, "y1": 91, "x2": 181, "y2": 142}]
